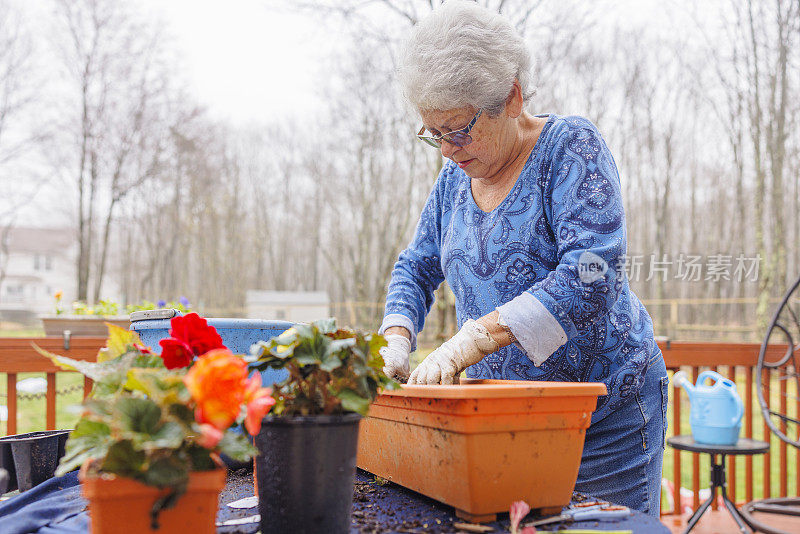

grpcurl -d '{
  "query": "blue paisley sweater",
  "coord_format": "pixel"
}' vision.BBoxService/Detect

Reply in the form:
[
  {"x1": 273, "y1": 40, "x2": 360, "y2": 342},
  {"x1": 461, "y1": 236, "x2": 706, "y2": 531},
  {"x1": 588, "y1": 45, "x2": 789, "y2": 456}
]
[{"x1": 380, "y1": 115, "x2": 661, "y2": 422}]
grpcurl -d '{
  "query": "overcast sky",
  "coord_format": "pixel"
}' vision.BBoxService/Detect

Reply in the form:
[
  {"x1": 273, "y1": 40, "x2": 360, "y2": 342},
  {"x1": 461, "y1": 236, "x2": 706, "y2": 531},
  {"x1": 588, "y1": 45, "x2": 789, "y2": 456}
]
[
  {"x1": 6, "y1": 0, "x2": 345, "y2": 226},
  {"x1": 138, "y1": 0, "x2": 341, "y2": 124},
  {"x1": 5, "y1": 0, "x2": 695, "y2": 228}
]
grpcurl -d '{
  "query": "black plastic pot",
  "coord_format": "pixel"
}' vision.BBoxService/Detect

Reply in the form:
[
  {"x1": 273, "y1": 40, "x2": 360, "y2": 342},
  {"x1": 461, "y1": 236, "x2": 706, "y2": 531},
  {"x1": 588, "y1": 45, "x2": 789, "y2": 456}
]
[
  {"x1": 0, "y1": 438, "x2": 17, "y2": 493},
  {"x1": 0, "y1": 430, "x2": 71, "y2": 492},
  {"x1": 255, "y1": 413, "x2": 361, "y2": 534},
  {"x1": 0, "y1": 468, "x2": 8, "y2": 495}
]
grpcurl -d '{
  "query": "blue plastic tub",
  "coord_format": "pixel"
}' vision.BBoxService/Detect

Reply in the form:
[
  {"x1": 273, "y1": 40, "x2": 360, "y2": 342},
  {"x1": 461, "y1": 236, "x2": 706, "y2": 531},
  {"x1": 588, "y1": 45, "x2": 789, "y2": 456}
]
[{"x1": 130, "y1": 316, "x2": 295, "y2": 386}]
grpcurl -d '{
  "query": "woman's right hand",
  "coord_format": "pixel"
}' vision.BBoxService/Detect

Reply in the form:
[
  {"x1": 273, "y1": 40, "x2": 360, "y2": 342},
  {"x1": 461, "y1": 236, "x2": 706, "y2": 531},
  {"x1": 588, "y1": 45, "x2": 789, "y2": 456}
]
[{"x1": 380, "y1": 329, "x2": 411, "y2": 381}]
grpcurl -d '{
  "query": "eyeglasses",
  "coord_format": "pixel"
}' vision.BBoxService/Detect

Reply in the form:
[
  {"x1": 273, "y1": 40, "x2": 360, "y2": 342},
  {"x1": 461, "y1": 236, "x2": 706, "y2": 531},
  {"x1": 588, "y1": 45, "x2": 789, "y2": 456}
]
[{"x1": 417, "y1": 109, "x2": 482, "y2": 148}]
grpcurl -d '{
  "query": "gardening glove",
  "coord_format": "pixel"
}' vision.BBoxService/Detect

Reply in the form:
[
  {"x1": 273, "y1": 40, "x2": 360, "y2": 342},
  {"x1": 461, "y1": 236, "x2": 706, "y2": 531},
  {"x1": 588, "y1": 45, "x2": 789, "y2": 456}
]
[
  {"x1": 408, "y1": 319, "x2": 499, "y2": 385},
  {"x1": 380, "y1": 333, "x2": 411, "y2": 381}
]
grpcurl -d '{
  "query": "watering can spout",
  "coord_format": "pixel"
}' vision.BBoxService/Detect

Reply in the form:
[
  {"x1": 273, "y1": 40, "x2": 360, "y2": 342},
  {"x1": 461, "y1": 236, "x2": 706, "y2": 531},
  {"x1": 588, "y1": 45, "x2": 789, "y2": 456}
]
[{"x1": 672, "y1": 370, "x2": 695, "y2": 399}]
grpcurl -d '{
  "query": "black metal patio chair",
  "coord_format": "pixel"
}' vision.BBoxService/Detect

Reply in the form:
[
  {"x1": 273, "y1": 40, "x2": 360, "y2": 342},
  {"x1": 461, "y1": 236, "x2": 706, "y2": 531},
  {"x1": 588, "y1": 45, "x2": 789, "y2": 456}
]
[{"x1": 740, "y1": 273, "x2": 800, "y2": 534}]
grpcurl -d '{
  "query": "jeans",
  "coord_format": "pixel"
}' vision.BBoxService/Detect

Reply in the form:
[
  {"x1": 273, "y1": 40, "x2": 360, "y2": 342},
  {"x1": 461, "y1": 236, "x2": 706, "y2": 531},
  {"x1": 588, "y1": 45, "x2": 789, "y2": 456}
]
[{"x1": 574, "y1": 353, "x2": 669, "y2": 518}]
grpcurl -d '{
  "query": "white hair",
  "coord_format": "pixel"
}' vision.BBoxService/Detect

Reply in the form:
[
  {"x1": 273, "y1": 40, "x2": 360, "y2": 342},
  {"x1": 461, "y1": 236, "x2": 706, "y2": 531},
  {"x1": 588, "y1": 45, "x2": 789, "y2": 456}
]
[{"x1": 398, "y1": 1, "x2": 533, "y2": 115}]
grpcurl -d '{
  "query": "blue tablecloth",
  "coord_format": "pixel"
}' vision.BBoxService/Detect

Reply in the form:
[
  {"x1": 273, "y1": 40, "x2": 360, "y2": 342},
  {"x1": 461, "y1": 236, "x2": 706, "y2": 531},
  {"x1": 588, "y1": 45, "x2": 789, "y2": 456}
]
[
  {"x1": 0, "y1": 471, "x2": 87, "y2": 533},
  {"x1": 0, "y1": 469, "x2": 669, "y2": 533}
]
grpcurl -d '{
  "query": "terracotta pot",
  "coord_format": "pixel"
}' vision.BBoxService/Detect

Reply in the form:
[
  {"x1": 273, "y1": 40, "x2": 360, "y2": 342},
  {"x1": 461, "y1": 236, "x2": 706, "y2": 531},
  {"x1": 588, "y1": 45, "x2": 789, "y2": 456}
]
[
  {"x1": 41, "y1": 315, "x2": 130, "y2": 336},
  {"x1": 357, "y1": 379, "x2": 607, "y2": 523},
  {"x1": 80, "y1": 468, "x2": 226, "y2": 534}
]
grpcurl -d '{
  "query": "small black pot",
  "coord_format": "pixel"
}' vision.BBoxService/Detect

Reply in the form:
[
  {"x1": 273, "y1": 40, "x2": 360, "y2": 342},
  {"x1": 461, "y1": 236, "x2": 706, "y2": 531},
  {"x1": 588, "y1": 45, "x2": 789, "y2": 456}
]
[
  {"x1": 0, "y1": 438, "x2": 18, "y2": 493},
  {"x1": 255, "y1": 413, "x2": 361, "y2": 534},
  {"x1": 0, "y1": 430, "x2": 71, "y2": 492}
]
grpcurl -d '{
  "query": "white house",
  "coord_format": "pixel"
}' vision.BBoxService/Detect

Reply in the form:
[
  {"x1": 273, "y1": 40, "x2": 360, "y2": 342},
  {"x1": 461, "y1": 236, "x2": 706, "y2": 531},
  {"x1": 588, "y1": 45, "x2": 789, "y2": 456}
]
[
  {"x1": 0, "y1": 227, "x2": 76, "y2": 320},
  {"x1": 0, "y1": 226, "x2": 121, "y2": 323},
  {"x1": 246, "y1": 290, "x2": 329, "y2": 324}
]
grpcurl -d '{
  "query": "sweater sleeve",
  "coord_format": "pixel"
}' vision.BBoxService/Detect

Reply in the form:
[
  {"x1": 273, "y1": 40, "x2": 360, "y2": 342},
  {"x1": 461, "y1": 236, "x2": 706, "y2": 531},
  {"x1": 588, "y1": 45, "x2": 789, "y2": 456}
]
[
  {"x1": 380, "y1": 165, "x2": 449, "y2": 350},
  {"x1": 497, "y1": 118, "x2": 626, "y2": 365}
]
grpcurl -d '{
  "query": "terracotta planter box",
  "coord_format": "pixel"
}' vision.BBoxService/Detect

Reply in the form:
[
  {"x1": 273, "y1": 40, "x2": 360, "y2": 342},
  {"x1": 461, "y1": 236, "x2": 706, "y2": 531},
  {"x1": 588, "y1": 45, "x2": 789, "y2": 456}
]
[
  {"x1": 357, "y1": 379, "x2": 607, "y2": 523},
  {"x1": 40, "y1": 315, "x2": 130, "y2": 337},
  {"x1": 81, "y1": 468, "x2": 226, "y2": 534}
]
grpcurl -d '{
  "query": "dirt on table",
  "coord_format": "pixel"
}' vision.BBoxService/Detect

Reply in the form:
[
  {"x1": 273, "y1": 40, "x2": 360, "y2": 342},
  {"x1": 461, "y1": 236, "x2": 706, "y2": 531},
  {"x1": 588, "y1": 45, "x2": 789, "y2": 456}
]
[
  {"x1": 217, "y1": 468, "x2": 497, "y2": 533},
  {"x1": 351, "y1": 476, "x2": 465, "y2": 533},
  {"x1": 216, "y1": 468, "x2": 258, "y2": 534}
]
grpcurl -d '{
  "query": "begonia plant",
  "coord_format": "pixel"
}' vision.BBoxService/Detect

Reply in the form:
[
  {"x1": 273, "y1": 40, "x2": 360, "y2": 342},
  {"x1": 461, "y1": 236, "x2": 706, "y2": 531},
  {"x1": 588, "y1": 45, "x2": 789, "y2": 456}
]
[
  {"x1": 34, "y1": 317, "x2": 273, "y2": 526},
  {"x1": 248, "y1": 318, "x2": 399, "y2": 416}
]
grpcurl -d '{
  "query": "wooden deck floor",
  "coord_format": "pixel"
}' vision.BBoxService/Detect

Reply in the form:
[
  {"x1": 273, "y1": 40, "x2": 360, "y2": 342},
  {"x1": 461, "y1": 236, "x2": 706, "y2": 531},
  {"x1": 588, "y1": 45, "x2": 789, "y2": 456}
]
[{"x1": 661, "y1": 508, "x2": 800, "y2": 533}]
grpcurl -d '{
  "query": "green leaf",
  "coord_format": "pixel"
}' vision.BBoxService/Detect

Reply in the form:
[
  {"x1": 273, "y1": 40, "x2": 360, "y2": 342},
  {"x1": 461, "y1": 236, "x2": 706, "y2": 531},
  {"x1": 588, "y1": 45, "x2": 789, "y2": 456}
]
[
  {"x1": 142, "y1": 456, "x2": 189, "y2": 489},
  {"x1": 326, "y1": 338, "x2": 355, "y2": 356},
  {"x1": 148, "y1": 421, "x2": 186, "y2": 450},
  {"x1": 382, "y1": 378, "x2": 401, "y2": 390},
  {"x1": 337, "y1": 388, "x2": 370, "y2": 415},
  {"x1": 124, "y1": 368, "x2": 162, "y2": 397},
  {"x1": 186, "y1": 445, "x2": 216, "y2": 471},
  {"x1": 293, "y1": 324, "x2": 313, "y2": 338},
  {"x1": 32, "y1": 344, "x2": 105, "y2": 378},
  {"x1": 132, "y1": 353, "x2": 167, "y2": 369},
  {"x1": 168, "y1": 403, "x2": 195, "y2": 424},
  {"x1": 313, "y1": 317, "x2": 337, "y2": 333},
  {"x1": 57, "y1": 445, "x2": 102, "y2": 476},
  {"x1": 56, "y1": 419, "x2": 113, "y2": 475},
  {"x1": 91, "y1": 380, "x2": 123, "y2": 397},
  {"x1": 366, "y1": 334, "x2": 388, "y2": 368},
  {"x1": 271, "y1": 327, "x2": 300, "y2": 347},
  {"x1": 125, "y1": 368, "x2": 184, "y2": 401},
  {"x1": 73, "y1": 418, "x2": 112, "y2": 437},
  {"x1": 294, "y1": 350, "x2": 321, "y2": 366},
  {"x1": 78, "y1": 397, "x2": 114, "y2": 422},
  {"x1": 103, "y1": 325, "x2": 145, "y2": 362},
  {"x1": 114, "y1": 397, "x2": 162, "y2": 434},
  {"x1": 101, "y1": 440, "x2": 145, "y2": 477},
  {"x1": 217, "y1": 431, "x2": 257, "y2": 461},
  {"x1": 320, "y1": 352, "x2": 343, "y2": 372}
]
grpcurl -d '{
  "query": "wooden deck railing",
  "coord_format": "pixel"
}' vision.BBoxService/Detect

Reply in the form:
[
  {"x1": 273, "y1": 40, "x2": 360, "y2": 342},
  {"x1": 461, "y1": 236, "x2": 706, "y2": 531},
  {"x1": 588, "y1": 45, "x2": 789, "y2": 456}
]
[
  {"x1": 0, "y1": 337, "x2": 797, "y2": 513},
  {"x1": 659, "y1": 340, "x2": 799, "y2": 515},
  {"x1": 0, "y1": 337, "x2": 101, "y2": 434}
]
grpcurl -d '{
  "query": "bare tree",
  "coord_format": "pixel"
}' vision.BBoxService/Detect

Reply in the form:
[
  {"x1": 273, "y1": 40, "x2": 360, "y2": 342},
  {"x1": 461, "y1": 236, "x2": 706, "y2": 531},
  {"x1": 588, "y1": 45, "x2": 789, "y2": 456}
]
[
  {"x1": 713, "y1": 0, "x2": 800, "y2": 328},
  {"x1": 0, "y1": 1, "x2": 52, "y2": 301},
  {"x1": 0, "y1": 3, "x2": 47, "y2": 230},
  {"x1": 51, "y1": 0, "x2": 176, "y2": 302}
]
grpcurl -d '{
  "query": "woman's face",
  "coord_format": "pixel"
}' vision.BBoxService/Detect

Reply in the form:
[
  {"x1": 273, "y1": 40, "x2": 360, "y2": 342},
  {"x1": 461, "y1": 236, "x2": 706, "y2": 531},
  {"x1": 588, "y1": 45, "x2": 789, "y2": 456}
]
[{"x1": 419, "y1": 105, "x2": 517, "y2": 182}]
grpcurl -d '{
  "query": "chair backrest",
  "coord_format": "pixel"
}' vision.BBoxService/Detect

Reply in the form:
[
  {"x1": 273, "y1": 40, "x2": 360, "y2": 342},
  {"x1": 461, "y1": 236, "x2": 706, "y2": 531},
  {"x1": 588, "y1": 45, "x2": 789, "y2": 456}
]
[{"x1": 756, "y1": 274, "x2": 800, "y2": 449}]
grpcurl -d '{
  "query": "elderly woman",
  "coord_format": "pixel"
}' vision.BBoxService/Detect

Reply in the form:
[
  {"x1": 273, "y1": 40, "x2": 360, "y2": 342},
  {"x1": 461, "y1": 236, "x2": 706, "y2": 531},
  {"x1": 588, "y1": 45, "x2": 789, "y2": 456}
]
[{"x1": 378, "y1": 1, "x2": 668, "y2": 518}]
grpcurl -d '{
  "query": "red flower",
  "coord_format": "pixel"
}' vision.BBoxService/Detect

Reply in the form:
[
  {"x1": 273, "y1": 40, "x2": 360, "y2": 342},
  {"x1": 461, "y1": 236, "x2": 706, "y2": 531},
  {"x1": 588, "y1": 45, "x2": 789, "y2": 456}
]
[
  {"x1": 159, "y1": 337, "x2": 193, "y2": 369},
  {"x1": 134, "y1": 343, "x2": 152, "y2": 355},
  {"x1": 157, "y1": 312, "x2": 225, "y2": 369},
  {"x1": 169, "y1": 313, "x2": 224, "y2": 356}
]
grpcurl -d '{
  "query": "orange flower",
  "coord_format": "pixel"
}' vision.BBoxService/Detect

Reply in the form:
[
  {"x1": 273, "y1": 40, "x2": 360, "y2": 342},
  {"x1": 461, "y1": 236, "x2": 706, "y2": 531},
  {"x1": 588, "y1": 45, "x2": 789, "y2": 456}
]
[
  {"x1": 184, "y1": 349, "x2": 248, "y2": 431},
  {"x1": 243, "y1": 374, "x2": 275, "y2": 435}
]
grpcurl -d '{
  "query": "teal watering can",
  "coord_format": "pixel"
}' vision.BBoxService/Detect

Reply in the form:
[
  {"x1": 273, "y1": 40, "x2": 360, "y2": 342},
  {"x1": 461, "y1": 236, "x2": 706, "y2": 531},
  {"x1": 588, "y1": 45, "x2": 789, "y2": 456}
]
[{"x1": 672, "y1": 370, "x2": 743, "y2": 446}]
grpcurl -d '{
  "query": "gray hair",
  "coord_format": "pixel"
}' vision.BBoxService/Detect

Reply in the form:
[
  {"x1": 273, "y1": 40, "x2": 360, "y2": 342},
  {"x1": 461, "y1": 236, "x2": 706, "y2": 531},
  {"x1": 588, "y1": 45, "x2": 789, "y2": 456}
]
[{"x1": 398, "y1": 1, "x2": 533, "y2": 115}]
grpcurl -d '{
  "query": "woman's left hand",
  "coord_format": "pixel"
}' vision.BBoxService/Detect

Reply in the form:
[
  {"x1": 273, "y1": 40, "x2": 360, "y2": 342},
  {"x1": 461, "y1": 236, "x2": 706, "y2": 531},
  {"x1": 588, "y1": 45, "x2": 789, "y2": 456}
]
[{"x1": 408, "y1": 319, "x2": 500, "y2": 385}]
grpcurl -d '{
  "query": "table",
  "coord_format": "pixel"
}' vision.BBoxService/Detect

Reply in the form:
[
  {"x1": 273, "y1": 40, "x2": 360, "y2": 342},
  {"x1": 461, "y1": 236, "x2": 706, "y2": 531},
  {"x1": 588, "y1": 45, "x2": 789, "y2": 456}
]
[
  {"x1": 0, "y1": 467, "x2": 669, "y2": 533},
  {"x1": 221, "y1": 469, "x2": 669, "y2": 533},
  {"x1": 667, "y1": 435, "x2": 769, "y2": 534}
]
